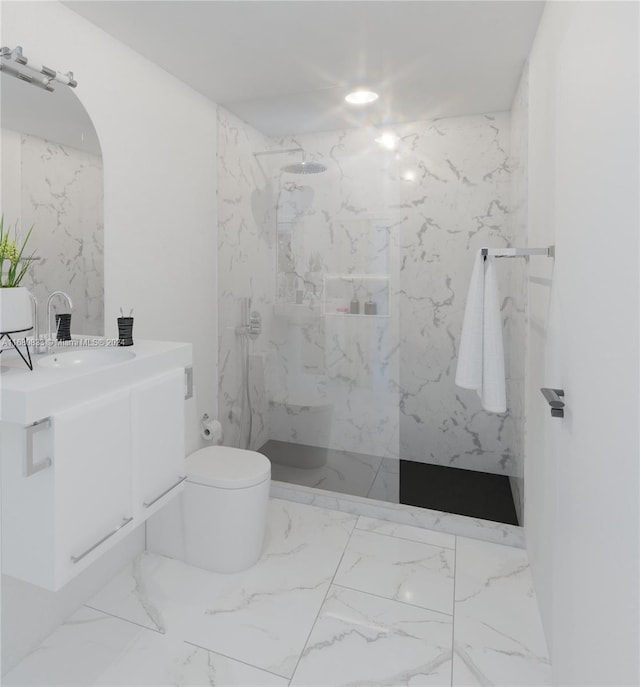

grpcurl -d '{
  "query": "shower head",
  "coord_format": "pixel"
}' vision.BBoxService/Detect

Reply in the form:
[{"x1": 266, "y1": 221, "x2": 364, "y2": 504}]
[{"x1": 281, "y1": 160, "x2": 327, "y2": 175}]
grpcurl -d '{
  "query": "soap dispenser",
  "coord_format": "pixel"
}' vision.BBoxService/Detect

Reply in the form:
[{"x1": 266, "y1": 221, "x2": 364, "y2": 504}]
[
  {"x1": 364, "y1": 293, "x2": 377, "y2": 315},
  {"x1": 349, "y1": 290, "x2": 360, "y2": 314}
]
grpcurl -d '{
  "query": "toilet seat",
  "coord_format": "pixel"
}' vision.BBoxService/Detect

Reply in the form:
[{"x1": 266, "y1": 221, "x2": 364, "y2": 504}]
[{"x1": 186, "y1": 446, "x2": 270, "y2": 490}]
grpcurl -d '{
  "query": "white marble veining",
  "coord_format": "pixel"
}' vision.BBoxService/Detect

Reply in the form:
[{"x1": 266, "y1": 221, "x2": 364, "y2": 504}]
[
  {"x1": 334, "y1": 529, "x2": 455, "y2": 615},
  {"x1": 267, "y1": 113, "x2": 524, "y2": 478},
  {"x1": 356, "y1": 515, "x2": 456, "y2": 549},
  {"x1": 4, "y1": 606, "x2": 287, "y2": 686},
  {"x1": 87, "y1": 499, "x2": 356, "y2": 679},
  {"x1": 290, "y1": 586, "x2": 453, "y2": 686},
  {"x1": 20, "y1": 133, "x2": 104, "y2": 336},
  {"x1": 452, "y1": 537, "x2": 551, "y2": 685},
  {"x1": 217, "y1": 107, "x2": 275, "y2": 450},
  {"x1": 271, "y1": 481, "x2": 525, "y2": 548},
  {"x1": 218, "y1": 110, "x2": 525, "y2": 496},
  {"x1": 269, "y1": 446, "x2": 382, "y2": 497},
  {"x1": 6, "y1": 501, "x2": 550, "y2": 686},
  {"x1": 366, "y1": 457, "x2": 400, "y2": 503}
]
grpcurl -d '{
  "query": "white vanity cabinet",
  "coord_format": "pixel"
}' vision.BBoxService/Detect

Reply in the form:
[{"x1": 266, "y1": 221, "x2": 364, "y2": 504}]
[
  {"x1": 0, "y1": 390, "x2": 134, "y2": 590},
  {"x1": 131, "y1": 368, "x2": 186, "y2": 519},
  {"x1": 0, "y1": 340, "x2": 192, "y2": 591},
  {"x1": 54, "y1": 390, "x2": 133, "y2": 585}
]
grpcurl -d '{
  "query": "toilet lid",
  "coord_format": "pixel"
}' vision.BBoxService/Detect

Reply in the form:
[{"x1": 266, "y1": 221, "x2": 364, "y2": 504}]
[{"x1": 187, "y1": 446, "x2": 271, "y2": 489}]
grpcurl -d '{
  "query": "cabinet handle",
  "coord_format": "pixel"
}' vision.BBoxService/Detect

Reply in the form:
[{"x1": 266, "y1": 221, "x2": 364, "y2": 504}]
[
  {"x1": 70, "y1": 516, "x2": 133, "y2": 564},
  {"x1": 185, "y1": 366, "x2": 193, "y2": 400},
  {"x1": 25, "y1": 418, "x2": 52, "y2": 477},
  {"x1": 143, "y1": 475, "x2": 187, "y2": 509}
]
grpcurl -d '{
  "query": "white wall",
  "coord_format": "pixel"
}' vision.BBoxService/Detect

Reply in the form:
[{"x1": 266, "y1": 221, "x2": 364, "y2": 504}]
[
  {"x1": 1, "y1": 0, "x2": 219, "y2": 436},
  {"x1": 1, "y1": 0, "x2": 218, "y2": 671},
  {"x1": 524, "y1": 2, "x2": 639, "y2": 684}
]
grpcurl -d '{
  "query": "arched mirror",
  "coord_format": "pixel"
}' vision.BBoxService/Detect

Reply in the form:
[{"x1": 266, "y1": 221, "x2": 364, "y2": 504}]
[{"x1": 1, "y1": 72, "x2": 104, "y2": 336}]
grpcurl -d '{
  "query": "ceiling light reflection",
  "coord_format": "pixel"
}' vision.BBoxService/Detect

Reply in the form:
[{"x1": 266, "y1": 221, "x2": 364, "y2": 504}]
[
  {"x1": 375, "y1": 132, "x2": 400, "y2": 150},
  {"x1": 345, "y1": 89, "x2": 379, "y2": 105}
]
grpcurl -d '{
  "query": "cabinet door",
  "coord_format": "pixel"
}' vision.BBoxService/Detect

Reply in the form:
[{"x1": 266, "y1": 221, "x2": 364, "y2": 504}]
[
  {"x1": 53, "y1": 389, "x2": 133, "y2": 586},
  {"x1": 131, "y1": 368, "x2": 185, "y2": 518}
]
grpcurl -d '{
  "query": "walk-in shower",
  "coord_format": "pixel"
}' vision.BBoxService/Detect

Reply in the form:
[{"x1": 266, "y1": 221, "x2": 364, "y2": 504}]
[{"x1": 217, "y1": 107, "x2": 524, "y2": 526}]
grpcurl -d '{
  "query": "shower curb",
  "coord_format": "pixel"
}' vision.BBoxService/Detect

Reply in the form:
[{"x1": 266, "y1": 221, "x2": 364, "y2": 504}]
[{"x1": 270, "y1": 480, "x2": 525, "y2": 549}]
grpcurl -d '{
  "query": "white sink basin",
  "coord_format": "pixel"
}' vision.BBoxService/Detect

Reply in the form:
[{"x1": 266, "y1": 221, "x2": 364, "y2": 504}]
[{"x1": 38, "y1": 349, "x2": 136, "y2": 369}]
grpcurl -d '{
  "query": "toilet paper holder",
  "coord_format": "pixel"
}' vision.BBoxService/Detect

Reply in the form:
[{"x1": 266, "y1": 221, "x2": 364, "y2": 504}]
[{"x1": 201, "y1": 414, "x2": 223, "y2": 443}]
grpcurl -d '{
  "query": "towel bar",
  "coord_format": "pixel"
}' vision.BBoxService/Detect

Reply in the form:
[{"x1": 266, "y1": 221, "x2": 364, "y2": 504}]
[{"x1": 481, "y1": 246, "x2": 555, "y2": 258}]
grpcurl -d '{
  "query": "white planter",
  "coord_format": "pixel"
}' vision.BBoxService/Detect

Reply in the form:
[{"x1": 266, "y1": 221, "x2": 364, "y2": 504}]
[{"x1": 0, "y1": 287, "x2": 33, "y2": 333}]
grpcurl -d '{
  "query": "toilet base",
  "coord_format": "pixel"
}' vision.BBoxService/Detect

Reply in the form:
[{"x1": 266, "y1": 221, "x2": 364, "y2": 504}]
[{"x1": 183, "y1": 477, "x2": 270, "y2": 573}]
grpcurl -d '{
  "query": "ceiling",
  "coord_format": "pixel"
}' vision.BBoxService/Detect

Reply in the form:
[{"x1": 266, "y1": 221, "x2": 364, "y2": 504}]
[{"x1": 64, "y1": 0, "x2": 545, "y2": 137}]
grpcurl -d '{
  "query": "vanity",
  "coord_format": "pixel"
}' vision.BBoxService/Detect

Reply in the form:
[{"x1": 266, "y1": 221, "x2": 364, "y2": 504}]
[{"x1": 0, "y1": 339, "x2": 192, "y2": 591}]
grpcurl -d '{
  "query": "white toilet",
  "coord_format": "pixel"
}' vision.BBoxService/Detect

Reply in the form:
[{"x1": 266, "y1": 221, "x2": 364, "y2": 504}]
[{"x1": 182, "y1": 445, "x2": 271, "y2": 574}]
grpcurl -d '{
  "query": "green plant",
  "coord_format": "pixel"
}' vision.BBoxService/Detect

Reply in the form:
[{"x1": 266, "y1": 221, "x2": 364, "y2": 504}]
[{"x1": 0, "y1": 215, "x2": 35, "y2": 288}]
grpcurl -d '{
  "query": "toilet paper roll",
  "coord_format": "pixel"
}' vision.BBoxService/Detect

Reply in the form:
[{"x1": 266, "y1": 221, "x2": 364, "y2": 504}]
[{"x1": 201, "y1": 418, "x2": 222, "y2": 443}]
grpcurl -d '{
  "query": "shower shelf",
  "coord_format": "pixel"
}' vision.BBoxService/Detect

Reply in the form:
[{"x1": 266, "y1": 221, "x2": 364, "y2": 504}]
[
  {"x1": 325, "y1": 274, "x2": 390, "y2": 281},
  {"x1": 324, "y1": 313, "x2": 390, "y2": 319},
  {"x1": 324, "y1": 273, "x2": 390, "y2": 318}
]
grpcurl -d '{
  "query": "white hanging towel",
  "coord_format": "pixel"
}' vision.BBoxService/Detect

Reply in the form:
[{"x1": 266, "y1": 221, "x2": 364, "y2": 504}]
[{"x1": 455, "y1": 252, "x2": 506, "y2": 413}]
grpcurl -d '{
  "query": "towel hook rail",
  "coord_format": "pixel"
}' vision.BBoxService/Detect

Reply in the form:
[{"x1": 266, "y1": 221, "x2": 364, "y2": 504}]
[{"x1": 481, "y1": 246, "x2": 555, "y2": 259}]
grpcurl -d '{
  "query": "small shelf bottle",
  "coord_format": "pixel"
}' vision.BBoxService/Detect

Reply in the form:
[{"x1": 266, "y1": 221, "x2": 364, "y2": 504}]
[
  {"x1": 364, "y1": 293, "x2": 377, "y2": 315},
  {"x1": 349, "y1": 291, "x2": 360, "y2": 314}
]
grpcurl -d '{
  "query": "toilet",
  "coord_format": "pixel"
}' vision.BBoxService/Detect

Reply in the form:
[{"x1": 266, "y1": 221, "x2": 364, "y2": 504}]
[{"x1": 182, "y1": 445, "x2": 271, "y2": 574}]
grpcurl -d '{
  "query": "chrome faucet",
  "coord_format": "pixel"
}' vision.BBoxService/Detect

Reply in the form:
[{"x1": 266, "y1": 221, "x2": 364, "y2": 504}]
[
  {"x1": 27, "y1": 291, "x2": 42, "y2": 354},
  {"x1": 46, "y1": 291, "x2": 73, "y2": 352}
]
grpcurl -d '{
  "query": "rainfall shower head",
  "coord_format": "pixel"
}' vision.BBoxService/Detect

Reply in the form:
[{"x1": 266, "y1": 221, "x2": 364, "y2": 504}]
[
  {"x1": 254, "y1": 148, "x2": 327, "y2": 175},
  {"x1": 281, "y1": 160, "x2": 327, "y2": 175}
]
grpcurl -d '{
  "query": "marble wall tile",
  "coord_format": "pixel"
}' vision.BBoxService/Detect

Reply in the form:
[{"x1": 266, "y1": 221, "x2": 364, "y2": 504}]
[
  {"x1": 218, "y1": 111, "x2": 526, "y2": 491},
  {"x1": 217, "y1": 107, "x2": 276, "y2": 449},
  {"x1": 19, "y1": 134, "x2": 103, "y2": 336},
  {"x1": 265, "y1": 113, "x2": 524, "y2": 477}
]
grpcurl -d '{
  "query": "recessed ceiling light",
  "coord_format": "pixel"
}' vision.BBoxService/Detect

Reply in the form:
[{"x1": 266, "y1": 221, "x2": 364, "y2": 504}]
[
  {"x1": 345, "y1": 89, "x2": 379, "y2": 105},
  {"x1": 375, "y1": 132, "x2": 400, "y2": 150}
]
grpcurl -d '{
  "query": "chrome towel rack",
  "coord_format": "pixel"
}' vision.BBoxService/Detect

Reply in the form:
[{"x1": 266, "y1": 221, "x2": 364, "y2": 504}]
[{"x1": 481, "y1": 246, "x2": 555, "y2": 258}]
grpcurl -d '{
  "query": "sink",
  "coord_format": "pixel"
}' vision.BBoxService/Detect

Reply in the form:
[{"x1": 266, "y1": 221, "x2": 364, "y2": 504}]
[{"x1": 38, "y1": 349, "x2": 136, "y2": 369}]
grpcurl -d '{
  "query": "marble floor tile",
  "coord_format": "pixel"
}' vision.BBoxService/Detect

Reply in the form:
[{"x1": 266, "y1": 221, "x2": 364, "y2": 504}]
[
  {"x1": 270, "y1": 447, "x2": 382, "y2": 498},
  {"x1": 453, "y1": 537, "x2": 551, "y2": 686},
  {"x1": 333, "y1": 529, "x2": 455, "y2": 615},
  {"x1": 356, "y1": 515, "x2": 456, "y2": 549},
  {"x1": 290, "y1": 586, "x2": 453, "y2": 686},
  {"x1": 87, "y1": 499, "x2": 357, "y2": 679},
  {"x1": 4, "y1": 607, "x2": 287, "y2": 687},
  {"x1": 9, "y1": 499, "x2": 552, "y2": 687}
]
